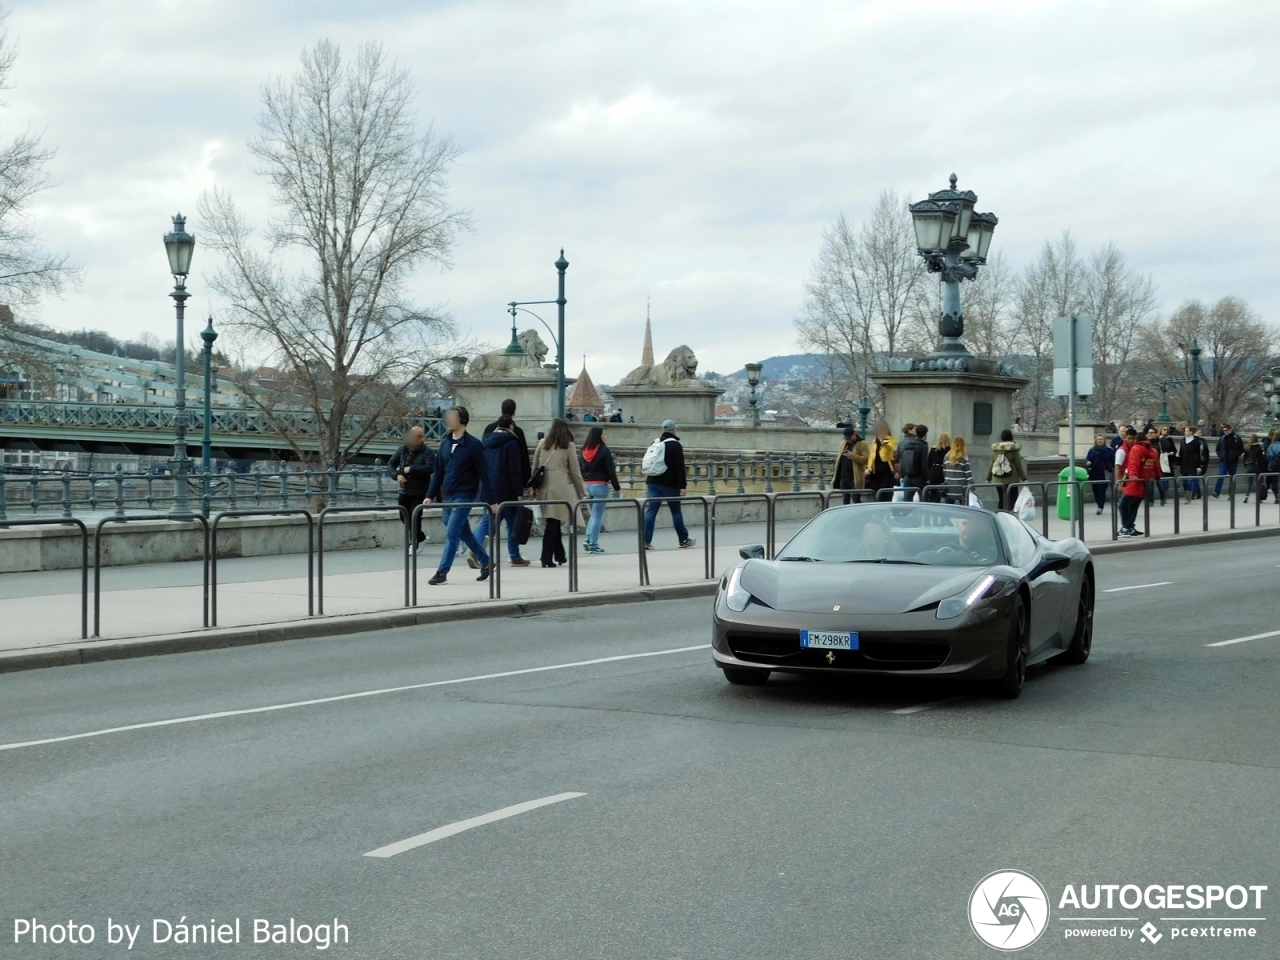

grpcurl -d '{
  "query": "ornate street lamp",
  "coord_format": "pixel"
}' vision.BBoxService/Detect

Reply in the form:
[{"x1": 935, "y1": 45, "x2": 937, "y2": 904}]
[
  {"x1": 507, "y1": 249, "x2": 569, "y2": 418},
  {"x1": 858, "y1": 394, "x2": 871, "y2": 437},
  {"x1": 162, "y1": 213, "x2": 195, "y2": 517},
  {"x1": 745, "y1": 362, "x2": 763, "y2": 426},
  {"x1": 908, "y1": 174, "x2": 998, "y2": 357},
  {"x1": 200, "y1": 316, "x2": 218, "y2": 518}
]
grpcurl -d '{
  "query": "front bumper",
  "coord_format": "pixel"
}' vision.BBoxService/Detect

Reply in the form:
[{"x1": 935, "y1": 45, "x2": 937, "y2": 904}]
[{"x1": 711, "y1": 591, "x2": 1012, "y2": 679}]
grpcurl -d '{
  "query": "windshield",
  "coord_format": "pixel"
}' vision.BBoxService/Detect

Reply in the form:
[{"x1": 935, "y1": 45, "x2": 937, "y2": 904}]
[{"x1": 776, "y1": 503, "x2": 1004, "y2": 566}]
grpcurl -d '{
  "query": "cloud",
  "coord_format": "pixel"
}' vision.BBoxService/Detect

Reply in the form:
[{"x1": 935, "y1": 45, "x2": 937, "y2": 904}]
[{"x1": 6, "y1": 0, "x2": 1279, "y2": 383}]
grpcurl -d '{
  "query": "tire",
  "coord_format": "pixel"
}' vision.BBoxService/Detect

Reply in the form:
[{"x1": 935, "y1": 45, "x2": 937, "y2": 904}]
[
  {"x1": 722, "y1": 666, "x2": 770, "y2": 686},
  {"x1": 1051, "y1": 575, "x2": 1093, "y2": 665},
  {"x1": 986, "y1": 594, "x2": 1027, "y2": 699}
]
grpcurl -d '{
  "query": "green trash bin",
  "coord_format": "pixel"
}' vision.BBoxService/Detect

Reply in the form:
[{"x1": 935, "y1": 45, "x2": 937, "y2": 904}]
[{"x1": 1057, "y1": 466, "x2": 1089, "y2": 521}]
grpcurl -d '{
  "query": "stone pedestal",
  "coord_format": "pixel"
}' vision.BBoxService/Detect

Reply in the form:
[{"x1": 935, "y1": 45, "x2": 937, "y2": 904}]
[
  {"x1": 606, "y1": 382, "x2": 721, "y2": 426},
  {"x1": 1058, "y1": 419, "x2": 1110, "y2": 460},
  {"x1": 873, "y1": 369, "x2": 1029, "y2": 481},
  {"x1": 453, "y1": 370, "x2": 560, "y2": 437}
]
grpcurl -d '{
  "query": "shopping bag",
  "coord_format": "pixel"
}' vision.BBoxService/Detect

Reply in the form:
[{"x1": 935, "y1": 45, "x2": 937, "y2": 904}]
[
  {"x1": 891, "y1": 484, "x2": 906, "y2": 503},
  {"x1": 1015, "y1": 486, "x2": 1036, "y2": 522},
  {"x1": 968, "y1": 491, "x2": 983, "y2": 509}
]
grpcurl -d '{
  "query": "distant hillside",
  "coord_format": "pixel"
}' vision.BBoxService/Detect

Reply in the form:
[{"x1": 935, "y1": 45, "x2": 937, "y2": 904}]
[{"x1": 724, "y1": 354, "x2": 827, "y2": 381}]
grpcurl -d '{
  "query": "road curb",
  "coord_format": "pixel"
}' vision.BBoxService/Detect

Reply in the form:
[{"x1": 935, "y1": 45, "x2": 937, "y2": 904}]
[
  {"x1": 0, "y1": 581, "x2": 720, "y2": 675},
  {"x1": 1089, "y1": 524, "x2": 1280, "y2": 554}
]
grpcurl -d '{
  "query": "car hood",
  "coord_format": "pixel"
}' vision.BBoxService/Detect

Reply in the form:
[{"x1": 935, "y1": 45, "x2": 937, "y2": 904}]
[{"x1": 739, "y1": 559, "x2": 990, "y2": 615}]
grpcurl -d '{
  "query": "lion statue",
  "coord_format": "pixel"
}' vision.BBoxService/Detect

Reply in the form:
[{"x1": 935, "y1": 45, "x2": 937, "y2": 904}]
[
  {"x1": 465, "y1": 329, "x2": 550, "y2": 376},
  {"x1": 620, "y1": 345, "x2": 700, "y2": 386}
]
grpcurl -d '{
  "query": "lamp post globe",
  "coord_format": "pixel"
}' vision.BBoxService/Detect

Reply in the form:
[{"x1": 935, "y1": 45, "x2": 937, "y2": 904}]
[
  {"x1": 908, "y1": 174, "x2": 998, "y2": 359},
  {"x1": 163, "y1": 213, "x2": 196, "y2": 518},
  {"x1": 745, "y1": 362, "x2": 763, "y2": 426}
]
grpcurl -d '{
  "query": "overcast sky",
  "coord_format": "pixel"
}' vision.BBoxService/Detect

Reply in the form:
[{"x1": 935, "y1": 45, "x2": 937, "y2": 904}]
[{"x1": 7, "y1": 0, "x2": 1279, "y2": 383}]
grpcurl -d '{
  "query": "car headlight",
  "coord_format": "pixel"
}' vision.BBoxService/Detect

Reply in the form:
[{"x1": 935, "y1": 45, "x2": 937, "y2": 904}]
[
  {"x1": 936, "y1": 574, "x2": 999, "y2": 620},
  {"x1": 724, "y1": 565, "x2": 753, "y2": 612}
]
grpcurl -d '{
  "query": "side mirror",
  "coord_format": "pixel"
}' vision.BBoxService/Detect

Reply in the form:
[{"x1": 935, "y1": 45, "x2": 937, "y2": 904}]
[
  {"x1": 739, "y1": 544, "x2": 766, "y2": 560},
  {"x1": 1029, "y1": 551, "x2": 1071, "y2": 579}
]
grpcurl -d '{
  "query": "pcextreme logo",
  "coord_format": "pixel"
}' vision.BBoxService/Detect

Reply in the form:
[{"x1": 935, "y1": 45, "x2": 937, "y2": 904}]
[{"x1": 969, "y1": 869, "x2": 1050, "y2": 951}]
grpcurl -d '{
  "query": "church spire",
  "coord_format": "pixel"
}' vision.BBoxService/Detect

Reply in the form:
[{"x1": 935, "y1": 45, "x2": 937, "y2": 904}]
[{"x1": 641, "y1": 297, "x2": 654, "y2": 367}]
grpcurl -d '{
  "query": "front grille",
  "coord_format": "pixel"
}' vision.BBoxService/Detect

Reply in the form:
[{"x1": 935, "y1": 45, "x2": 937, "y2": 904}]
[{"x1": 727, "y1": 633, "x2": 949, "y2": 671}]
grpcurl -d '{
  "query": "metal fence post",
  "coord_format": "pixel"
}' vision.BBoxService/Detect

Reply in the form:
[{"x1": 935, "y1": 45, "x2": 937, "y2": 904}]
[
  {"x1": 113, "y1": 464, "x2": 126, "y2": 518},
  {"x1": 0, "y1": 467, "x2": 7, "y2": 521},
  {"x1": 790, "y1": 452, "x2": 801, "y2": 492},
  {"x1": 735, "y1": 455, "x2": 745, "y2": 495},
  {"x1": 706, "y1": 456, "x2": 717, "y2": 496},
  {"x1": 61, "y1": 464, "x2": 73, "y2": 519},
  {"x1": 374, "y1": 458, "x2": 386, "y2": 506},
  {"x1": 763, "y1": 452, "x2": 774, "y2": 494},
  {"x1": 279, "y1": 461, "x2": 290, "y2": 509}
]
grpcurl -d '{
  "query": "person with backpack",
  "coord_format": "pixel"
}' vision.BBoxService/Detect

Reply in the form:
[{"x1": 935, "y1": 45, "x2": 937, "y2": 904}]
[
  {"x1": 926, "y1": 431, "x2": 950, "y2": 501},
  {"x1": 1085, "y1": 434, "x2": 1116, "y2": 514},
  {"x1": 1180, "y1": 425, "x2": 1208, "y2": 502},
  {"x1": 897, "y1": 424, "x2": 930, "y2": 500},
  {"x1": 422, "y1": 405, "x2": 495, "y2": 585},
  {"x1": 642, "y1": 418, "x2": 695, "y2": 550},
  {"x1": 942, "y1": 435, "x2": 973, "y2": 503},
  {"x1": 1118, "y1": 427, "x2": 1159, "y2": 537},
  {"x1": 986, "y1": 428, "x2": 1027, "y2": 510},
  {"x1": 474, "y1": 415, "x2": 530, "y2": 568},
  {"x1": 579, "y1": 426, "x2": 621, "y2": 554},
  {"x1": 388, "y1": 424, "x2": 435, "y2": 555},
  {"x1": 1213, "y1": 423, "x2": 1245, "y2": 498},
  {"x1": 865, "y1": 420, "x2": 896, "y2": 496}
]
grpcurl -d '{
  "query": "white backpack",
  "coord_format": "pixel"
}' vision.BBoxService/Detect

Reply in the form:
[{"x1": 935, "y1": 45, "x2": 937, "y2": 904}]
[
  {"x1": 991, "y1": 452, "x2": 1012, "y2": 477},
  {"x1": 642, "y1": 437, "x2": 671, "y2": 476}
]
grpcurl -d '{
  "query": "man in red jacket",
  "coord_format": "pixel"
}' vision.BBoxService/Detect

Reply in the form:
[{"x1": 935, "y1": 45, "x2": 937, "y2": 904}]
[{"x1": 1119, "y1": 428, "x2": 1158, "y2": 537}]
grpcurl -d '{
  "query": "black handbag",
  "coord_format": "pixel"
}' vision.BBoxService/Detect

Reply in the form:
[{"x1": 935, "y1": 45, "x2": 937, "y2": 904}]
[
  {"x1": 528, "y1": 465, "x2": 546, "y2": 490},
  {"x1": 515, "y1": 506, "x2": 535, "y2": 545}
]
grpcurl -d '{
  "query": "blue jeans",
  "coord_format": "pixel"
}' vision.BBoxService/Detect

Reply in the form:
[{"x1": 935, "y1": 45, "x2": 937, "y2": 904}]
[
  {"x1": 438, "y1": 494, "x2": 490, "y2": 572},
  {"x1": 475, "y1": 504, "x2": 520, "y2": 561},
  {"x1": 1214, "y1": 461, "x2": 1238, "y2": 495},
  {"x1": 644, "y1": 483, "x2": 689, "y2": 545},
  {"x1": 1184, "y1": 475, "x2": 1202, "y2": 498},
  {"x1": 585, "y1": 483, "x2": 610, "y2": 546}
]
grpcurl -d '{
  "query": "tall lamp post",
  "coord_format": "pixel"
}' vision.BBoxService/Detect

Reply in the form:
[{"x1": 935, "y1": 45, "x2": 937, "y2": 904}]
[
  {"x1": 163, "y1": 213, "x2": 195, "y2": 518},
  {"x1": 507, "y1": 249, "x2": 569, "y2": 418},
  {"x1": 200, "y1": 317, "x2": 218, "y2": 518},
  {"x1": 908, "y1": 174, "x2": 998, "y2": 357},
  {"x1": 1153, "y1": 338, "x2": 1206, "y2": 427},
  {"x1": 745, "y1": 362, "x2": 763, "y2": 426}
]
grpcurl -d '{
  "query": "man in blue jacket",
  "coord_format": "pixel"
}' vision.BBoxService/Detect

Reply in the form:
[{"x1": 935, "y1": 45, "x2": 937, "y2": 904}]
[
  {"x1": 423, "y1": 406, "x2": 495, "y2": 585},
  {"x1": 475, "y1": 415, "x2": 530, "y2": 567}
]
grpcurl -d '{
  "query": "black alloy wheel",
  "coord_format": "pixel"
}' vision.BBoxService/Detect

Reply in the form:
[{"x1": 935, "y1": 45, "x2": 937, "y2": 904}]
[
  {"x1": 1052, "y1": 575, "x2": 1094, "y2": 665},
  {"x1": 987, "y1": 594, "x2": 1027, "y2": 699}
]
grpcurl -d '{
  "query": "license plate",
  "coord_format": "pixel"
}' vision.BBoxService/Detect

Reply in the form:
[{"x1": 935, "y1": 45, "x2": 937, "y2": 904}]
[{"x1": 801, "y1": 630, "x2": 858, "y2": 650}]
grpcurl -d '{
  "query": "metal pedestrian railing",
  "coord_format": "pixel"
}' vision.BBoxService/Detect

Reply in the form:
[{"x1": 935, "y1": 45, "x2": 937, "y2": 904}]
[
  {"x1": 317, "y1": 505, "x2": 409, "y2": 615},
  {"x1": 94, "y1": 515, "x2": 208, "y2": 637},
  {"x1": 210, "y1": 510, "x2": 312, "y2": 626},
  {"x1": 708, "y1": 493, "x2": 772, "y2": 566},
  {"x1": 489, "y1": 499, "x2": 574, "y2": 599},
  {"x1": 639, "y1": 494, "x2": 712, "y2": 578},
  {"x1": 570, "y1": 496, "x2": 648, "y2": 590},
  {"x1": 408, "y1": 500, "x2": 501, "y2": 604},
  {"x1": 0, "y1": 517, "x2": 89, "y2": 639}
]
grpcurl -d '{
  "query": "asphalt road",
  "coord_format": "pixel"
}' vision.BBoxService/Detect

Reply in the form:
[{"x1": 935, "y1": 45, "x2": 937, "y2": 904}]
[{"x1": 1, "y1": 539, "x2": 1277, "y2": 959}]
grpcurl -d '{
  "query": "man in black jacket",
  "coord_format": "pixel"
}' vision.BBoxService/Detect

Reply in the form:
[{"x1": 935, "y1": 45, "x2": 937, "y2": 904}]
[
  {"x1": 899, "y1": 424, "x2": 930, "y2": 499},
  {"x1": 388, "y1": 425, "x2": 434, "y2": 554},
  {"x1": 475, "y1": 416, "x2": 529, "y2": 566},
  {"x1": 1180, "y1": 425, "x2": 1208, "y2": 502},
  {"x1": 643, "y1": 419, "x2": 695, "y2": 549},
  {"x1": 482, "y1": 398, "x2": 531, "y2": 488},
  {"x1": 1213, "y1": 423, "x2": 1245, "y2": 497},
  {"x1": 424, "y1": 406, "x2": 495, "y2": 585}
]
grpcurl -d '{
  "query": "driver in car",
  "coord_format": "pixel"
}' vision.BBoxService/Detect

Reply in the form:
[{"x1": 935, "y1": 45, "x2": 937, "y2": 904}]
[
  {"x1": 857, "y1": 521, "x2": 905, "y2": 559},
  {"x1": 951, "y1": 518, "x2": 998, "y2": 563}
]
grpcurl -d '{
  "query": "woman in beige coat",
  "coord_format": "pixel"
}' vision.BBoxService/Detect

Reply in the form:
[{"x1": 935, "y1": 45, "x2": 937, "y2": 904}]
[{"x1": 533, "y1": 418, "x2": 588, "y2": 566}]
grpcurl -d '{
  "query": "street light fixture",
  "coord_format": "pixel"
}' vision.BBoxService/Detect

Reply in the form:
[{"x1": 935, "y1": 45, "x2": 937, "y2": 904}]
[
  {"x1": 507, "y1": 249, "x2": 569, "y2": 418},
  {"x1": 744, "y1": 362, "x2": 763, "y2": 426},
  {"x1": 200, "y1": 316, "x2": 218, "y2": 518},
  {"x1": 162, "y1": 213, "x2": 195, "y2": 518},
  {"x1": 908, "y1": 174, "x2": 998, "y2": 357}
]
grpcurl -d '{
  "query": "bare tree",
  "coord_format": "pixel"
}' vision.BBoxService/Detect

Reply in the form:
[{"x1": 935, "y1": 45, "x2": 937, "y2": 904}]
[
  {"x1": 1078, "y1": 243, "x2": 1157, "y2": 422},
  {"x1": 795, "y1": 191, "x2": 929, "y2": 411},
  {"x1": 199, "y1": 40, "x2": 470, "y2": 465},
  {"x1": 1142, "y1": 297, "x2": 1277, "y2": 427}
]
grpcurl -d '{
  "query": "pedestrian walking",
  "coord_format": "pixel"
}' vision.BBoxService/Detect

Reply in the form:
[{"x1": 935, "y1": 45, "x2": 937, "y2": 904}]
[
  {"x1": 926, "y1": 432, "x2": 950, "y2": 501},
  {"x1": 1145, "y1": 428, "x2": 1167, "y2": 506},
  {"x1": 1118, "y1": 428, "x2": 1159, "y2": 537},
  {"x1": 865, "y1": 421, "x2": 896, "y2": 497},
  {"x1": 1181, "y1": 425, "x2": 1208, "y2": 502},
  {"x1": 474, "y1": 415, "x2": 530, "y2": 567},
  {"x1": 832, "y1": 425, "x2": 869, "y2": 504},
  {"x1": 943, "y1": 435, "x2": 973, "y2": 503},
  {"x1": 532, "y1": 418, "x2": 588, "y2": 567},
  {"x1": 897, "y1": 424, "x2": 930, "y2": 500},
  {"x1": 1265, "y1": 429, "x2": 1280, "y2": 503},
  {"x1": 1213, "y1": 423, "x2": 1245, "y2": 498},
  {"x1": 579, "y1": 426, "x2": 621, "y2": 553},
  {"x1": 642, "y1": 418, "x2": 696, "y2": 550},
  {"x1": 423, "y1": 406, "x2": 495, "y2": 586},
  {"x1": 482, "y1": 398, "x2": 532, "y2": 488},
  {"x1": 987, "y1": 429, "x2": 1027, "y2": 510},
  {"x1": 388, "y1": 425, "x2": 435, "y2": 554},
  {"x1": 1242, "y1": 433, "x2": 1265, "y2": 503},
  {"x1": 1084, "y1": 434, "x2": 1115, "y2": 514}
]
